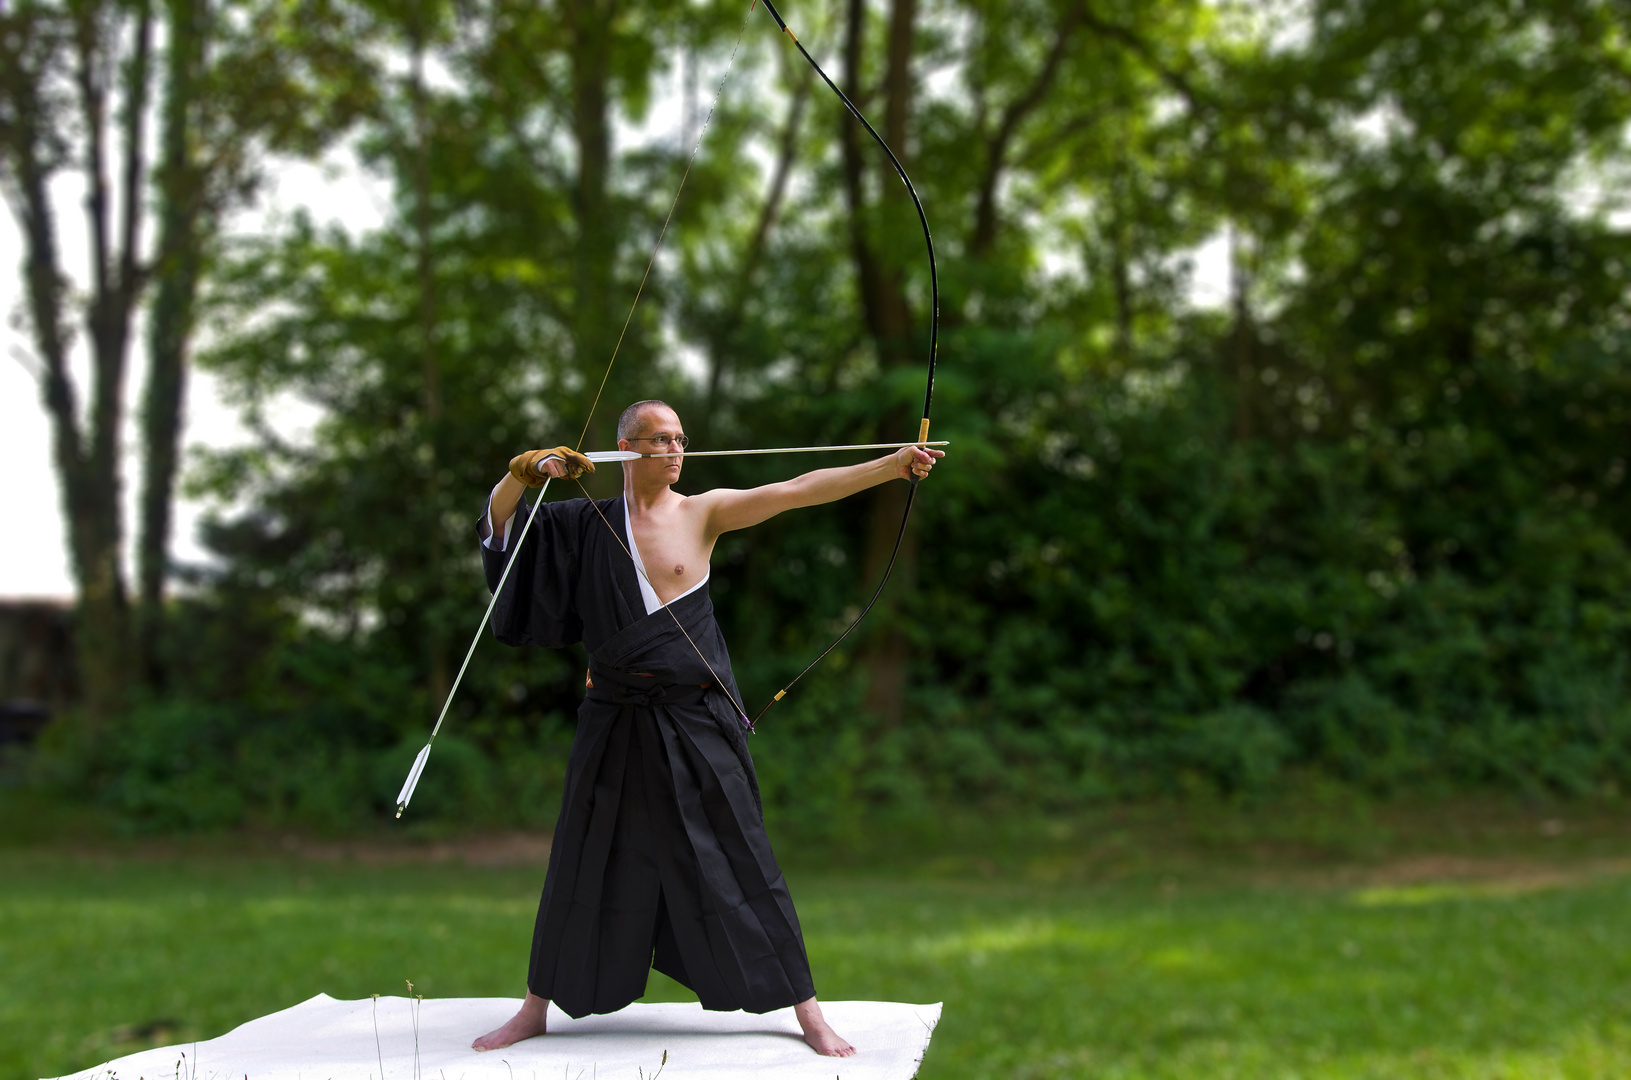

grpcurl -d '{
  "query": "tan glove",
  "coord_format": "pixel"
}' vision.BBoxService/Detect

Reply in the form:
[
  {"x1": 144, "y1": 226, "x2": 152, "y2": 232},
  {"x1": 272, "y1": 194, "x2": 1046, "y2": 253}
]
[{"x1": 509, "y1": 446, "x2": 596, "y2": 486}]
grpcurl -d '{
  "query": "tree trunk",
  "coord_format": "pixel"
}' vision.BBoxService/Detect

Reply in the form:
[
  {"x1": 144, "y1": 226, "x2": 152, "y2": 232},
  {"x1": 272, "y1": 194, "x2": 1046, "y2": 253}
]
[
  {"x1": 841, "y1": 0, "x2": 920, "y2": 729},
  {"x1": 839, "y1": 0, "x2": 914, "y2": 357},
  {"x1": 1, "y1": 7, "x2": 140, "y2": 722},
  {"x1": 139, "y1": 0, "x2": 209, "y2": 688},
  {"x1": 5, "y1": 0, "x2": 367, "y2": 718},
  {"x1": 568, "y1": 0, "x2": 618, "y2": 455},
  {"x1": 67, "y1": 1, "x2": 153, "y2": 725},
  {"x1": 1230, "y1": 223, "x2": 1254, "y2": 441}
]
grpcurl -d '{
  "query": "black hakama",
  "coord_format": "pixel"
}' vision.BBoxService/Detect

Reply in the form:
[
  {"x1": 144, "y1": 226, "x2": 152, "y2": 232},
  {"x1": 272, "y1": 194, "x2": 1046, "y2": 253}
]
[{"x1": 480, "y1": 495, "x2": 815, "y2": 1020}]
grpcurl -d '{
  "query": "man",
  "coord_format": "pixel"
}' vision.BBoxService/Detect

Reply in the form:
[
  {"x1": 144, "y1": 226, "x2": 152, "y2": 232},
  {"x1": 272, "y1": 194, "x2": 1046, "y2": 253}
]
[{"x1": 471, "y1": 400, "x2": 942, "y2": 1059}]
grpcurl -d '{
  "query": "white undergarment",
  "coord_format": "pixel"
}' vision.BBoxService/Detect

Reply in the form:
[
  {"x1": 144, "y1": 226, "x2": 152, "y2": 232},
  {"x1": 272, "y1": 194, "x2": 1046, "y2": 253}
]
[
  {"x1": 482, "y1": 486, "x2": 707, "y2": 616},
  {"x1": 624, "y1": 496, "x2": 708, "y2": 615},
  {"x1": 482, "y1": 480, "x2": 514, "y2": 549}
]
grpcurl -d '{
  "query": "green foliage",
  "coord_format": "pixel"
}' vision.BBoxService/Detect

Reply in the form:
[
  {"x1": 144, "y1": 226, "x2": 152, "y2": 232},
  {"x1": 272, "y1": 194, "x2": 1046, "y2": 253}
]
[
  {"x1": 39, "y1": 0, "x2": 1622, "y2": 826},
  {"x1": 101, "y1": 701, "x2": 249, "y2": 830}
]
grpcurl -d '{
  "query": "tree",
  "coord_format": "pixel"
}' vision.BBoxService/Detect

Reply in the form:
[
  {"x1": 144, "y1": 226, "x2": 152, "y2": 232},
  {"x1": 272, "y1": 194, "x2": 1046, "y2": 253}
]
[
  {"x1": 0, "y1": 0, "x2": 374, "y2": 719},
  {"x1": 144, "y1": 0, "x2": 1631, "y2": 823},
  {"x1": 194, "y1": 0, "x2": 712, "y2": 729},
  {"x1": 1, "y1": 0, "x2": 156, "y2": 724}
]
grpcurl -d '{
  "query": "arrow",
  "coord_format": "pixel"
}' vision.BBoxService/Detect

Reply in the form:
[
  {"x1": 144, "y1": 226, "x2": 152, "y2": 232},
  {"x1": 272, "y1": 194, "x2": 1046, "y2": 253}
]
[
  {"x1": 396, "y1": 436, "x2": 950, "y2": 816},
  {"x1": 396, "y1": 475, "x2": 557, "y2": 818},
  {"x1": 578, "y1": 440, "x2": 949, "y2": 463}
]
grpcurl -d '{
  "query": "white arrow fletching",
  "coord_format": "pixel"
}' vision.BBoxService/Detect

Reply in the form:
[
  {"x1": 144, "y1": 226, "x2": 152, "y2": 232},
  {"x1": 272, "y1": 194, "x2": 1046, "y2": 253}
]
[{"x1": 395, "y1": 743, "x2": 432, "y2": 816}]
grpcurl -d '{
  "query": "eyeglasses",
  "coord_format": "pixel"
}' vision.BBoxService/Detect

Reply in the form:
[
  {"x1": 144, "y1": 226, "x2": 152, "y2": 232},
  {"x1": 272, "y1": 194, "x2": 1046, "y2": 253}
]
[{"x1": 630, "y1": 432, "x2": 689, "y2": 450}]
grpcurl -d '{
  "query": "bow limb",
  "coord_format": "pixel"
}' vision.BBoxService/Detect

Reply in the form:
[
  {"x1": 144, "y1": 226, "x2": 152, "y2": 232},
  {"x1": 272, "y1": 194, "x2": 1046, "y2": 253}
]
[
  {"x1": 398, "y1": 2, "x2": 772, "y2": 815},
  {"x1": 757, "y1": 0, "x2": 939, "y2": 433},
  {"x1": 748, "y1": 0, "x2": 940, "y2": 724}
]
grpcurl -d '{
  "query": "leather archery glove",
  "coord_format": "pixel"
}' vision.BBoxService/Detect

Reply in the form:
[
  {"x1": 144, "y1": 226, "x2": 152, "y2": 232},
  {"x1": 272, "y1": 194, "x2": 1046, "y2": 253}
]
[{"x1": 509, "y1": 446, "x2": 595, "y2": 486}]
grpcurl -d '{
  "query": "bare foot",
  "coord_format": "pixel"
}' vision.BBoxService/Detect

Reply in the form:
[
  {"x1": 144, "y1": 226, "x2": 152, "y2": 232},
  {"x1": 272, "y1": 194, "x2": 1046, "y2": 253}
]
[
  {"x1": 793, "y1": 996, "x2": 856, "y2": 1058},
  {"x1": 473, "y1": 992, "x2": 549, "y2": 1051}
]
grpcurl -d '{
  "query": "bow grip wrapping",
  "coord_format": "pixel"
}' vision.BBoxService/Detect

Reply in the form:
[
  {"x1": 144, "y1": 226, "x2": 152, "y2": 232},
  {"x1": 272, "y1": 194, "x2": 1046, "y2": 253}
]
[{"x1": 909, "y1": 417, "x2": 931, "y2": 485}]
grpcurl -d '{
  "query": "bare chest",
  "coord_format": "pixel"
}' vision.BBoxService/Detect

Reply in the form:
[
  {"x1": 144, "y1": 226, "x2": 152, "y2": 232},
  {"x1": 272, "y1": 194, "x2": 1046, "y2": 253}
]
[{"x1": 627, "y1": 503, "x2": 713, "y2": 604}]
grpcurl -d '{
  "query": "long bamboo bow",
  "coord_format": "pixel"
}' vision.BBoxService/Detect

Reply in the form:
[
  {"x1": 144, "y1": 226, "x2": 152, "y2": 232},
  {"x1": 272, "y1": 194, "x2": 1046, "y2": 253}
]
[
  {"x1": 397, "y1": 0, "x2": 940, "y2": 817},
  {"x1": 744, "y1": 0, "x2": 940, "y2": 724}
]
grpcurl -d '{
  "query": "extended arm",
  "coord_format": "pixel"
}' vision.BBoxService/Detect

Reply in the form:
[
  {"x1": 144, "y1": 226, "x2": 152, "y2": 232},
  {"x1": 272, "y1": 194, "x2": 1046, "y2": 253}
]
[{"x1": 700, "y1": 445, "x2": 943, "y2": 537}]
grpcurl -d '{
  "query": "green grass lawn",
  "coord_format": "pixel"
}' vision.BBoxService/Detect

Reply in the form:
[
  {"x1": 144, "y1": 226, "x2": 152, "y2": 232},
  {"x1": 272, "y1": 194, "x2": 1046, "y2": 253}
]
[{"x1": 4, "y1": 797, "x2": 1631, "y2": 1079}]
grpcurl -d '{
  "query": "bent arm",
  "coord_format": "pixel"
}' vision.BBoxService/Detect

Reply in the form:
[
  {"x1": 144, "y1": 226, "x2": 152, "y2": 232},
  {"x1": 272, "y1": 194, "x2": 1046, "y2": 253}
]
[
  {"x1": 488, "y1": 473, "x2": 529, "y2": 538},
  {"x1": 486, "y1": 450, "x2": 580, "y2": 543}
]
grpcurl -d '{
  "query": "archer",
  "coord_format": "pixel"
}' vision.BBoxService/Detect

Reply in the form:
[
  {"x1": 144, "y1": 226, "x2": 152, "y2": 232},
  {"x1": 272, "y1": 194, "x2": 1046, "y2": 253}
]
[{"x1": 472, "y1": 399, "x2": 942, "y2": 1058}]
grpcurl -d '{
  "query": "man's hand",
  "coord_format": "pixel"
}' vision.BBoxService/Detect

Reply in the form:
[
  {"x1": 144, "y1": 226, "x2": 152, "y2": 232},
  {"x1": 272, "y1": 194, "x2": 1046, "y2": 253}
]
[
  {"x1": 894, "y1": 444, "x2": 944, "y2": 482},
  {"x1": 509, "y1": 446, "x2": 596, "y2": 487}
]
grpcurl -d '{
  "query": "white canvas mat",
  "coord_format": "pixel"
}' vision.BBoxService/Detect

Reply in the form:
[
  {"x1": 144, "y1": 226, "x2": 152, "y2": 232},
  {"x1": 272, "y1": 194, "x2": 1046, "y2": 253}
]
[{"x1": 51, "y1": 993, "x2": 943, "y2": 1080}]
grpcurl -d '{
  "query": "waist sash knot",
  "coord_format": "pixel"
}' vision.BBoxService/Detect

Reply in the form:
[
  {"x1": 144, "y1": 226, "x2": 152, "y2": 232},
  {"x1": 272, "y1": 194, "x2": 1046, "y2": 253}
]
[{"x1": 587, "y1": 665, "x2": 710, "y2": 709}]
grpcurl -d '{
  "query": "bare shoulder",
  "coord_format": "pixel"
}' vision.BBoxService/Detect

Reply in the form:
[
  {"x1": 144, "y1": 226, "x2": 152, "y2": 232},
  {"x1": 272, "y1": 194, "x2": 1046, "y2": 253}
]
[
  {"x1": 683, "y1": 485, "x2": 746, "y2": 528},
  {"x1": 693, "y1": 478, "x2": 808, "y2": 538},
  {"x1": 683, "y1": 486, "x2": 745, "y2": 511}
]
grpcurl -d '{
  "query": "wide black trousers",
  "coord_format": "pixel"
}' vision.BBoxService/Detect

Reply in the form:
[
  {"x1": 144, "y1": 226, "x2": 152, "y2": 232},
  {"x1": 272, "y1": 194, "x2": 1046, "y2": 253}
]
[{"x1": 527, "y1": 687, "x2": 815, "y2": 1018}]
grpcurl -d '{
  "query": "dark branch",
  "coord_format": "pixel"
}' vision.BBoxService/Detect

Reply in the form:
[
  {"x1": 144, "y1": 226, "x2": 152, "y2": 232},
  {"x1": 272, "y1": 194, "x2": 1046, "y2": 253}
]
[
  {"x1": 705, "y1": 59, "x2": 815, "y2": 416},
  {"x1": 1079, "y1": 1, "x2": 1208, "y2": 114},
  {"x1": 73, "y1": 5, "x2": 113, "y2": 312},
  {"x1": 0, "y1": 8, "x2": 84, "y2": 468},
  {"x1": 118, "y1": 0, "x2": 154, "y2": 308},
  {"x1": 969, "y1": 2, "x2": 1087, "y2": 256}
]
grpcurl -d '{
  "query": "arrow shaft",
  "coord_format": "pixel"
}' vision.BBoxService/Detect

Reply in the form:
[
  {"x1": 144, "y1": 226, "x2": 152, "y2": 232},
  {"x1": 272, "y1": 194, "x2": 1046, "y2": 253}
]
[
  {"x1": 396, "y1": 476, "x2": 555, "y2": 816},
  {"x1": 584, "y1": 440, "x2": 948, "y2": 463}
]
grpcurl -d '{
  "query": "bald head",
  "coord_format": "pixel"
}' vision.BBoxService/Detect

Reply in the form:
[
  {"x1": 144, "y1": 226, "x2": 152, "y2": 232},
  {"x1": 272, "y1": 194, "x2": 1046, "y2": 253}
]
[{"x1": 617, "y1": 399, "x2": 676, "y2": 442}]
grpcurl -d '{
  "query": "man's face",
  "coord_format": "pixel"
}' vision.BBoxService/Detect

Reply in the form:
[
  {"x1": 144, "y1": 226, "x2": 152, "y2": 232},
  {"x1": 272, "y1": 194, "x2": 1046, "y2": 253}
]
[{"x1": 619, "y1": 405, "x2": 685, "y2": 485}]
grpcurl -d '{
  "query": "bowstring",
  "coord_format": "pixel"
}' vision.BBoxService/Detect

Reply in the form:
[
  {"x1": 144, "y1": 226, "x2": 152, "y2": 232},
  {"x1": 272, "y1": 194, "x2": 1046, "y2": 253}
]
[
  {"x1": 401, "y1": 3, "x2": 763, "y2": 815},
  {"x1": 564, "y1": 0, "x2": 761, "y2": 731},
  {"x1": 574, "y1": 479, "x2": 756, "y2": 729},
  {"x1": 575, "y1": 0, "x2": 937, "y2": 730}
]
